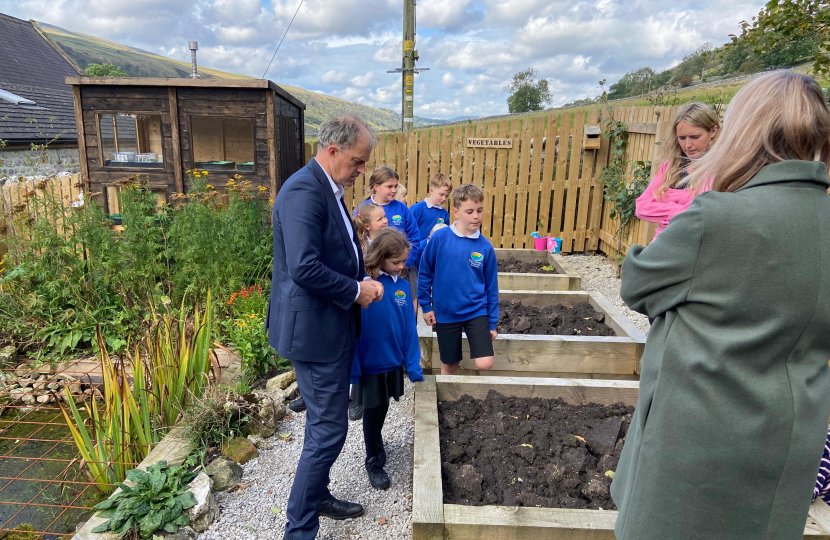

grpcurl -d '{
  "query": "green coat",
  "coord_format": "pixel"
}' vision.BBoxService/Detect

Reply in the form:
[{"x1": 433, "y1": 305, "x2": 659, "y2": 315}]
[{"x1": 611, "y1": 161, "x2": 830, "y2": 540}]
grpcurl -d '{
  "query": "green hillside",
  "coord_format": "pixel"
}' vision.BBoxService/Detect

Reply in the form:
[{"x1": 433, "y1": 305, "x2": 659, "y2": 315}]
[{"x1": 38, "y1": 22, "x2": 442, "y2": 135}]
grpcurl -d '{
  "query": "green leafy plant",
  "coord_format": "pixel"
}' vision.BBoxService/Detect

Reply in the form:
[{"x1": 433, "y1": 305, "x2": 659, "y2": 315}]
[
  {"x1": 58, "y1": 294, "x2": 215, "y2": 494},
  {"x1": 90, "y1": 460, "x2": 197, "y2": 538},
  {"x1": 597, "y1": 81, "x2": 652, "y2": 268}
]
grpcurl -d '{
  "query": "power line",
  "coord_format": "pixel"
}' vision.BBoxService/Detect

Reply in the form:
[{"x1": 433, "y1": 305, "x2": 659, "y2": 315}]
[{"x1": 262, "y1": 0, "x2": 304, "y2": 79}]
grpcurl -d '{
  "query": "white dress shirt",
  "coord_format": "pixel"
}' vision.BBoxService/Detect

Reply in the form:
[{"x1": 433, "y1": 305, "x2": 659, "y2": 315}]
[
  {"x1": 321, "y1": 166, "x2": 362, "y2": 302},
  {"x1": 450, "y1": 222, "x2": 481, "y2": 239},
  {"x1": 424, "y1": 197, "x2": 440, "y2": 209}
]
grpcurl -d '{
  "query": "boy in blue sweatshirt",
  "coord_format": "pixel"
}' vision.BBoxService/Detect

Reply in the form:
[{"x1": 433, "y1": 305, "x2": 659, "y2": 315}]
[
  {"x1": 418, "y1": 183, "x2": 499, "y2": 375},
  {"x1": 409, "y1": 172, "x2": 451, "y2": 251}
]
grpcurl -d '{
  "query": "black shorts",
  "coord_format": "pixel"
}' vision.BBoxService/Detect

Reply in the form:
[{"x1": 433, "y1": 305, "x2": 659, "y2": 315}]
[{"x1": 434, "y1": 316, "x2": 493, "y2": 365}]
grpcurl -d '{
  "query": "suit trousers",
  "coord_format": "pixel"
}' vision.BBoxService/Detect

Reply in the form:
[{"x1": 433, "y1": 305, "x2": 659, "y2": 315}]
[{"x1": 284, "y1": 333, "x2": 356, "y2": 540}]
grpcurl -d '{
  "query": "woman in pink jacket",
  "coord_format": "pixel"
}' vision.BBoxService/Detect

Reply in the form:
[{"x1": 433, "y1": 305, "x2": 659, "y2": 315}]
[{"x1": 636, "y1": 102, "x2": 720, "y2": 240}]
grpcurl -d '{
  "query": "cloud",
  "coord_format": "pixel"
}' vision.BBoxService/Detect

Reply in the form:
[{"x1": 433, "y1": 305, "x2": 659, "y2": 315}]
[
  {"x1": 322, "y1": 70, "x2": 350, "y2": 84},
  {"x1": 0, "y1": 0, "x2": 768, "y2": 120},
  {"x1": 351, "y1": 72, "x2": 375, "y2": 87}
]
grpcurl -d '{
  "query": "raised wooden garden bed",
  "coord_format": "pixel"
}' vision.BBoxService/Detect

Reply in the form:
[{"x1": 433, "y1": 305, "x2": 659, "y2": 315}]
[
  {"x1": 418, "y1": 291, "x2": 647, "y2": 380},
  {"x1": 496, "y1": 248, "x2": 582, "y2": 292},
  {"x1": 413, "y1": 375, "x2": 830, "y2": 540}
]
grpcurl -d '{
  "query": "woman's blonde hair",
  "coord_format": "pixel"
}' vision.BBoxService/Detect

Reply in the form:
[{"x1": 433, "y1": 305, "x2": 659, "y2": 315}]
[
  {"x1": 654, "y1": 102, "x2": 720, "y2": 199},
  {"x1": 365, "y1": 166, "x2": 399, "y2": 201},
  {"x1": 352, "y1": 202, "x2": 384, "y2": 252},
  {"x1": 364, "y1": 228, "x2": 410, "y2": 279},
  {"x1": 687, "y1": 71, "x2": 830, "y2": 193}
]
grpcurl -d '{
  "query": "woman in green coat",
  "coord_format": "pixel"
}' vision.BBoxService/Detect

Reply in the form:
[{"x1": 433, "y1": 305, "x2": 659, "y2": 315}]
[{"x1": 611, "y1": 70, "x2": 830, "y2": 540}]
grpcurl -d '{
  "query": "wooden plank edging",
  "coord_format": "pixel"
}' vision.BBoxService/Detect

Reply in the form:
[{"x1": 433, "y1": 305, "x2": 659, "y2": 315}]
[{"x1": 413, "y1": 376, "x2": 444, "y2": 540}]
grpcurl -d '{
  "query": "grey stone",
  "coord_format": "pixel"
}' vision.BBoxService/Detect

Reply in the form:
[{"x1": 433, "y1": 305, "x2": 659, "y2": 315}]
[
  {"x1": 17, "y1": 378, "x2": 33, "y2": 388},
  {"x1": 0, "y1": 346, "x2": 17, "y2": 367},
  {"x1": 241, "y1": 393, "x2": 280, "y2": 438},
  {"x1": 21, "y1": 393, "x2": 36, "y2": 405},
  {"x1": 186, "y1": 472, "x2": 219, "y2": 533},
  {"x1": 265, "y1": 370, "x2": 295, "y2": 392},
  {"x1": 164, "y1": 526, "x2": 198, "y2": 540},
  {"x1": 246, "y1": 435, "x2": 273, "y2": 450},
  {"x1": 8, "y1": 387, "x2": 27, "y2": 401},
  {"x1": 14, "y1": 363, "x2": 33, "y2": 378},
  {"x1": 36, "y1": 394, "x2": 53, "y2": 404},
  {"x1": 204, "y1": 457, "x2": 243, "y2": 492},
  {"x1": 47, "y1": 382, "x2": 61, "y2": 391},
  {"x1": 284, "y1": 381, "x2": 300, "y2": 400}
]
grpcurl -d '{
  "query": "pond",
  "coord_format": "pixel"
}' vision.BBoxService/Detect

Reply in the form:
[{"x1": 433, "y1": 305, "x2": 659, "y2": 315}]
[{"x1": 0, "y1": 404, "x2": 108, "y2": 538}]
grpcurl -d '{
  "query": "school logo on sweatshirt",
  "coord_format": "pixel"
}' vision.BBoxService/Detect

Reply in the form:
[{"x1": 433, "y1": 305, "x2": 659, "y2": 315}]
[
  {"x1": 436, "y1": 218, "x2": 445, "y2": 224},
  {"x1": 392, "y1": 215, "x2": 403, "y2": 226},
  {"x1": 394, "y1": 289, "x2": 407, "y2": 306},
  {"x1": 469, "y1": 251, "x2": 484, "y2": 268}
]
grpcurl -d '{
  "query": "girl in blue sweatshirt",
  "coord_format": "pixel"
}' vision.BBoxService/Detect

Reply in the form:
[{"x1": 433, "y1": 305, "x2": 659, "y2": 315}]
[
  {"x1": 351, "y1": 228, "x2": 424, "y2": 490},
  {"x1": 354, "y1": 167, "x2": 421, "y2": 298}
]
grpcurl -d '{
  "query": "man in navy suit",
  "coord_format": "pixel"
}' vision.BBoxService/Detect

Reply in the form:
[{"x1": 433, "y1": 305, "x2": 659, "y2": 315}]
[{"x1": 267, "y1": 116, "x2": 383, "y2": 540}]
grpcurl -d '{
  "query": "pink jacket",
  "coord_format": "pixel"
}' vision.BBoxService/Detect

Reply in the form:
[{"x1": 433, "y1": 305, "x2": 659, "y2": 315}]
[{"x1": 635, "y1": 161, "x2": 705, "y2": 241}]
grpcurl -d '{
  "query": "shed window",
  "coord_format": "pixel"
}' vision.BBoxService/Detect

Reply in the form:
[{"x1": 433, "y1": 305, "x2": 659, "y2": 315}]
[
  {"x1": 100, "y1": 114, "x2": 164, "y2": 168},
  {"x1": 191, "y1": 117, "x2": 255, "y2": 171}
]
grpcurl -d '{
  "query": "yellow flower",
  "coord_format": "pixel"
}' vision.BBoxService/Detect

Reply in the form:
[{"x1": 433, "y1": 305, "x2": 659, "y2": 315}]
[
  {"x1": 249, "y1": 314, "x2": 257, "y2": 319},
  {"x1": 233, "y1": 174, "x2": 242, "y2": 179},
  {"x1": 258, "y1": 186, "x2": 267, "y2": 192},
  {"x1": 202, "y1": 170, "x2": 209, "y2": 176},
  {"x1": 206, "y1": 184, "x2": 215, "y2": 190},
  {"x1": 269, "y1": 198, "x2": 274, "y2": 204}
]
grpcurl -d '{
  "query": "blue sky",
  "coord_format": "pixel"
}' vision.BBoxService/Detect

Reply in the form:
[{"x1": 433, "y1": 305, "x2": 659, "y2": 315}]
[{"x1": 1, "y1": 0, "x2": 766, "y2": 119}]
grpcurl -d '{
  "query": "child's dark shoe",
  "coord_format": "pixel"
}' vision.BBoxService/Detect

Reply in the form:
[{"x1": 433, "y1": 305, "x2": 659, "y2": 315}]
[
  {"x1": 365, "y1": 457, "x2": 390, "y2": 490},
  {"x1": 288, "y1": 397, "x2": 306, "y2": 413},
  {"x1": 348, "y1": 400, "x2": 364, "y2": 421}
]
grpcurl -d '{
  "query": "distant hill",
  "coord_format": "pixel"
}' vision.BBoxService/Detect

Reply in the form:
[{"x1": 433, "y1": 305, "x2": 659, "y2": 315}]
[{"x1": 38, "y1": 22, "x2": 444, "y2": 135}]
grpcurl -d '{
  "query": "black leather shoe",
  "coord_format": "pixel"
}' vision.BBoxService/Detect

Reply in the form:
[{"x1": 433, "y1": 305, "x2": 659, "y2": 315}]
[
  {"x1": 288, "y1": 397, "x2": 306, "y2": 413},
  {"x1": 317, "y1": 496, "x2": 364, "y2": 520},
  {"x1": 365, "y1": 457, "x2": 390, "y2": 490},
  {"x1": 348, "y1": 400, "x2": 364, "y2": 421}
]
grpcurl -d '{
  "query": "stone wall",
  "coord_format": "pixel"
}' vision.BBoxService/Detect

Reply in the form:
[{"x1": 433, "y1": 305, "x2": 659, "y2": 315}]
[{"x1": 0, "y1": 145, "x2": 80, "y2": 179}]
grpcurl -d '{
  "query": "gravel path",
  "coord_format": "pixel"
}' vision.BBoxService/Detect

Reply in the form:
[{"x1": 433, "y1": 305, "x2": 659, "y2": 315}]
[
  {"x1": 198, "y1": 253, "x2": 645, "y2": 540},
  {"x1": 199, "y1": 379, "x2": 415, "y2": 540},
  {"x1": 565, "y1": 254, "x2": 651, "y2": 335}
]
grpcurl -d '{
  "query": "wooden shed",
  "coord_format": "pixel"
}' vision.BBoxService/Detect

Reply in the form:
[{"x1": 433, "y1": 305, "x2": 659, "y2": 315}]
[{"x1": 65, "y1": 77, "x2": 305, "y2": 210}]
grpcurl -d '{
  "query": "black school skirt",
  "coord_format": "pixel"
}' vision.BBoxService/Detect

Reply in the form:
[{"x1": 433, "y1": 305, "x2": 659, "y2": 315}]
[{"x1": 353, "y1": 365, "x2": 405, "y2": 410}]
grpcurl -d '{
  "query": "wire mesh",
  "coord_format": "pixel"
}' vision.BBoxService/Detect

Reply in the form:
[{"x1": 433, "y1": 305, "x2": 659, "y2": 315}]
[{"x1": 0, "y1": 358, "x2": 143, "y2": 538}]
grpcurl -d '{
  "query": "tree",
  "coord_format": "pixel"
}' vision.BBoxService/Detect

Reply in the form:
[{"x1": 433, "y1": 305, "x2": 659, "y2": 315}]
[
  {"x1": 504, "y1": 68, "x2": 552, "y2": 113},
  {"x1": 607, "y1": 67, "x2": 656, "y2": 99},
  {"x1": 735, "y1": 0, "x2": 829, "y2": 77},
  {"x1": 682, "y1": 43, "x2": 714, "y2": 81},
  {"x1": 85, "y1": 63, "x2": 128, "y2": 77}
]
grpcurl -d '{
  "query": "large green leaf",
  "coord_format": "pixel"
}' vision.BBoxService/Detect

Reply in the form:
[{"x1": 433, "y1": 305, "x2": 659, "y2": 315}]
[
  {"x1": 126, "y1": 468, "x2": 150, "y2": 484},
  {"x1": 176, "y1": 491, "x2": 197, "y2": 510},
  {"x1": 93, "y1": 498, "x2": 118, "y2": 511},
  {"x1": 149, "y1": 470, "x2": 167, "y2": 492},
  {"x1": 91, "y1": 520, "x2": 112, "y2": 533},
  {"x1": 139, "y1": 509, "x2": 164, "y2": 537},
  {"x1": 174, "y1": 513, "x2": 190, "y2": 526},
  {"x1": 116, "y1": 517, "x2": 136, "y2": 538},
  {"x1": 164, "y1": 522, "x2": 179, "y2": 534}
]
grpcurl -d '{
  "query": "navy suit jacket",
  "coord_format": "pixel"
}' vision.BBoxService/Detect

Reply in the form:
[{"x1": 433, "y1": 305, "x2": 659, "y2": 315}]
[{"x1": 266, "y1": 158, "x2": 366, "y2": 362}]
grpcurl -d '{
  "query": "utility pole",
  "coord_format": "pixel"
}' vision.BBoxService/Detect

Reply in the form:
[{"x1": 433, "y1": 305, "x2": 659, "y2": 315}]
[{"x1": 388, "y1": 0, "x2": 427, "y2": 134}]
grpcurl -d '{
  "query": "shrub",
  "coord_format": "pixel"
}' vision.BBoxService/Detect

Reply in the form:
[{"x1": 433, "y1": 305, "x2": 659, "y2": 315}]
[
  {"x1": 677, "y1": 77, "x2": 694, "y2": 88},
  {"x1": 90, "y1": 460, "x2": 197, "y2": 538}
]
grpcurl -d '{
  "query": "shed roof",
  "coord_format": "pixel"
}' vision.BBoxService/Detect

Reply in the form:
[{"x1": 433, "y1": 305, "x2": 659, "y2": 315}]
[
  {"x1": 65, "y1": 77, "x2": 306, "y2": 111},
  {"x1": 0, "y1": 13, "x2": 83, "y2": 143}
]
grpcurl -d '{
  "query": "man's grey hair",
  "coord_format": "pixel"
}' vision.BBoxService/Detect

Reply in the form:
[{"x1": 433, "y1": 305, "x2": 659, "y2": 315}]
[{"x1": 318, "y1": 116, "x2": 377, "y2": 150}]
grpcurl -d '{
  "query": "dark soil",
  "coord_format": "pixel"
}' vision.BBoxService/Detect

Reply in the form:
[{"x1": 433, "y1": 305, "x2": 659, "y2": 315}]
[
  {"x1": 439, "y1": 390, "x2": 634, "y2": 510},
  {"x1": 497, "y1": 256, "x2": 558, "y2": 274},
  {"x1": 497, "y1": 299, "x2": 616, "y2": 336}
]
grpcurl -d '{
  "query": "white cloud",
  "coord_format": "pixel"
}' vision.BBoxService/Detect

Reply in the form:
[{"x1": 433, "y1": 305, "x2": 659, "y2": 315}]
[
  {"x1": 0, "y1": 0, "x2": 768, "y2": 120},
  {"x1": 322, "y1": 70, "x2": 350, "y2": 84},
  {"x1": 351, "y1": 72, "x2": 375, "y2": 87}
]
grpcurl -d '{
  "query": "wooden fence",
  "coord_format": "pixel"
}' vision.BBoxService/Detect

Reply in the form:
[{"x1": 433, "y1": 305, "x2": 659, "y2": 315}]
[
  {"x1": 305, "y1": 105, "x2": 680, "y2": 256},
  {"x1": 0, "y1": 174, "x2": 86, "y2": 258}
]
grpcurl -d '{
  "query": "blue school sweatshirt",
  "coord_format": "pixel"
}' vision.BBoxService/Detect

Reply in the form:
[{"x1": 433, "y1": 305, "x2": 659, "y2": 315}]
[
  {"x1": 410, "y1": 199, "x2": 450, "y2": 250},
  {"x1": 417, "y1": 224, "x2": 499, "y2": 330},
  {"x1": 355, "y1": 197, "x2": 421, "y2": 269},
  {"x1": 351, "y1": 273, "x2": 424, "y2": 384}
]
